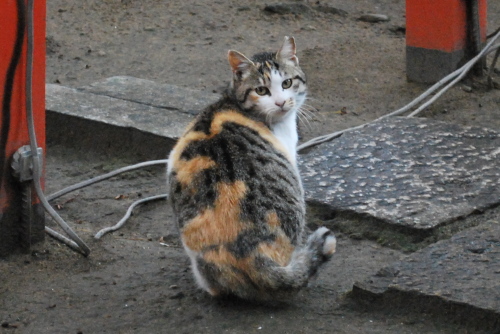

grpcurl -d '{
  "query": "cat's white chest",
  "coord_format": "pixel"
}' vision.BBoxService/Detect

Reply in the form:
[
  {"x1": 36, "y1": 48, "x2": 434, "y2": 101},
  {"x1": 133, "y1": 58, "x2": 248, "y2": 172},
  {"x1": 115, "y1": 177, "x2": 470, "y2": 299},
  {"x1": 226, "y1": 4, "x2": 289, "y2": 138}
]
[{"x1": 271, "y1": 110, "x2": 298, "y2": 164}]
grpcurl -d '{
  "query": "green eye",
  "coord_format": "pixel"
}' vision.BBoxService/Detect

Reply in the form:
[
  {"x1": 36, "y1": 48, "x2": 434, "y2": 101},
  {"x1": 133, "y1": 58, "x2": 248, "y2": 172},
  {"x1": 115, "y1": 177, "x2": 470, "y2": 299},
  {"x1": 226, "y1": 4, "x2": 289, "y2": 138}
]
[
  {"x1": 255, "y1": 86, "x2": 269, "y2": 96},
  {"x1": 282, "y1": 78, "x2": 293, "y2": 89}
]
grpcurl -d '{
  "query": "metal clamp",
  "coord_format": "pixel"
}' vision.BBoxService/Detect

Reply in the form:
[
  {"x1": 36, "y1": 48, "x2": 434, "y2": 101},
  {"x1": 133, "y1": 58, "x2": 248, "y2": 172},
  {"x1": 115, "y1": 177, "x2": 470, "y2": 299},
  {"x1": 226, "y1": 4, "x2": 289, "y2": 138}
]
[{"x1": 11, "y1": 145, "x2": 43, "y2": 182}]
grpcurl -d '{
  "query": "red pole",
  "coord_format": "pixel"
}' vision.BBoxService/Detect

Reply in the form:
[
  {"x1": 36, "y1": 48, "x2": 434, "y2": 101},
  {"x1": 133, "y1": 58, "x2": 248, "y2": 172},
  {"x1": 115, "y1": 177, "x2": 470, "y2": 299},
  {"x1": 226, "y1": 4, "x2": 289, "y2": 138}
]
[
  {"x1": 406, "y1": 0, "x2": 487, "y2": 83},
  {"x1": 0, "y1": 0, "x2": 46, "y2": 256}
]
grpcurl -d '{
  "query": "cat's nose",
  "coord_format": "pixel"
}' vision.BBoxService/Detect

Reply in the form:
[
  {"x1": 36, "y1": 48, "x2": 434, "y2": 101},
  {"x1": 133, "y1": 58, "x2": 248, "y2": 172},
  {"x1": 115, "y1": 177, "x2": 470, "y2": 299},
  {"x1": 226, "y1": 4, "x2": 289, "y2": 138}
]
[{"x1": 275, "y1": 101, "x2": 285, "y2": 108}]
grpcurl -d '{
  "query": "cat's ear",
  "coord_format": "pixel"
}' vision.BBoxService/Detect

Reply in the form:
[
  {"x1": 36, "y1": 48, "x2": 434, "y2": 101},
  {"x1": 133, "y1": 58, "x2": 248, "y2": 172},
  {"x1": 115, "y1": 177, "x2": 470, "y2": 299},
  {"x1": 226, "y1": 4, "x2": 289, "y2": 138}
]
[
  {"x1": 228, "y1": 50, "x2": 254, "y2": 77},
  {"x1": 277, "y1": 36, "x2": 299, "y2": 65}
]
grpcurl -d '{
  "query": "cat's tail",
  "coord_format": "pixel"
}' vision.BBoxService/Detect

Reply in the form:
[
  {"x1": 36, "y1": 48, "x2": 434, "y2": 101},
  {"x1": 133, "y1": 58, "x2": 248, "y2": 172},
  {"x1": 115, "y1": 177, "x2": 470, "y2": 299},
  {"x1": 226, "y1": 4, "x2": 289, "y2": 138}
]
[{"x1": 258, "y1": 227, "x2": 337, "y2": 294}]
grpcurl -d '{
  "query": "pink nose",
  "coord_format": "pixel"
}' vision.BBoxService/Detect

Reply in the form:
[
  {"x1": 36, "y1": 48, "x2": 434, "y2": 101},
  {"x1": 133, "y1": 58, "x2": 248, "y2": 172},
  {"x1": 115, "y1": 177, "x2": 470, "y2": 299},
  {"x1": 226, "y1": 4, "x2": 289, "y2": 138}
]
[{"x1": 275, "y1": 101, "x2": 285, "y2": 107}]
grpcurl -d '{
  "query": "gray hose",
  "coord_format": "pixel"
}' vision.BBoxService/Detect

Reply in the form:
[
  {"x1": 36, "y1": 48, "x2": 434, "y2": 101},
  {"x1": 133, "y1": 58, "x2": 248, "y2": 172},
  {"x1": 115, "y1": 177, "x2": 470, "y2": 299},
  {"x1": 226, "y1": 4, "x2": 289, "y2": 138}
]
[
  {"x1": 25, "y1": 0, "x2": 90, "y2": 256},
  {"x1": 94, "y1": 194, "x2": 168, "y2": 239},
  {"x1": 47, "y1": 160, "x2": 169, "y2": 201}
]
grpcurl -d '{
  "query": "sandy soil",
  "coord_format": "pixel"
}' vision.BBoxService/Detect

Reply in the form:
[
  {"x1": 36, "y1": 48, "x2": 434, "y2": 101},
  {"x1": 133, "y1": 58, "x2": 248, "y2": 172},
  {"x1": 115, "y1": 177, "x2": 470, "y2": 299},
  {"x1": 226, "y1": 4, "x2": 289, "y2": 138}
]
[{"x1": 1, "y1": 0, "x2": 500, "y2": 333}]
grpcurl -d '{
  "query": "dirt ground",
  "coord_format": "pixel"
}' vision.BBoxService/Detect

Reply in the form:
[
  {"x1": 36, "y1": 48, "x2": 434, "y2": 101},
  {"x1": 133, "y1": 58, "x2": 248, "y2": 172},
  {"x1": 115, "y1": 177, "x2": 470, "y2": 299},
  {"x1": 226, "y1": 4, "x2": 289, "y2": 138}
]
[{"x1": 1, "y1": 0, "x2": 500, "y2": 333}]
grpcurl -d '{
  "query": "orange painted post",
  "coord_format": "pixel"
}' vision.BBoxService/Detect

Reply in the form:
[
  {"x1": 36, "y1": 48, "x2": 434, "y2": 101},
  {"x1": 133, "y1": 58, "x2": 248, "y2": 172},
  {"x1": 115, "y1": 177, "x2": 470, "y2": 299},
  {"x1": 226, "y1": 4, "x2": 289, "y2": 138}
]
[
  {"x1": 406, "y1": 0, "x2": 487, "y2": 83},
  {"x1": 0, "y1": 0, "x2": 46, "y2": 256}
]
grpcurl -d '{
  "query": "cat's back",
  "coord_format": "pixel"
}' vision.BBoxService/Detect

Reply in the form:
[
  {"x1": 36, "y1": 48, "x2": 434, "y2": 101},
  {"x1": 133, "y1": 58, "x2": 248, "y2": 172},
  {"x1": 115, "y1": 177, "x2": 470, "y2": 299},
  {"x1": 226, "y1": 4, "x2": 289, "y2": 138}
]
[{"x1": 168, "y1": 97, "x2": 305, "y2": 252}]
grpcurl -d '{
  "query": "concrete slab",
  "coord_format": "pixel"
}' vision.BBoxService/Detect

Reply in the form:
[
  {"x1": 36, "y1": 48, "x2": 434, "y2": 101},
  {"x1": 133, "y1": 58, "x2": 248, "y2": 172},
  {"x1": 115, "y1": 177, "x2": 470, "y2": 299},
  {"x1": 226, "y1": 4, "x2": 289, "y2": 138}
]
[
  {"x1": 299, "y1": 117, "x2": 500, "y2": 231},
  {"x1": 46, "y1": 83, "x2": 194, "y2": 140},
  {"x1": 353, "y1": 221, "x2": 500, "y2": 322},
  {"x1": 78, "y1": 76, "x2": 219, "y2": 116}
]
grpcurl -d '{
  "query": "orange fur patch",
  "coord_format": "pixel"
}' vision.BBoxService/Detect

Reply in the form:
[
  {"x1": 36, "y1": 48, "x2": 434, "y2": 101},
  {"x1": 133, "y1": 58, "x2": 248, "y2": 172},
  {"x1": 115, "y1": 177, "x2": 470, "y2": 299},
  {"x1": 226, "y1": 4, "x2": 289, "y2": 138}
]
[
  {"x1": 170, "y1": 130, "x2": 210, "y2": 173},
  {"x1": 182, "y1": 181, "x2": 248, "y2": 252},
  {"x1": 257, "y1": 240, "x2": 293, "y2": 267},
  {"x1": 203, "y1": 246, "x2": 257, "y2": 287},
  {"x1": 204, "y1": 247, "x2": 252, "y2": 271},
  {"x1": 210, "y1": 111, "x2": 291, "y2": 161},
  {"x1": 257, "y1": 211, "x2": 294, "y2": 266},
  {"x1": 266, "y1": 211, "x2": 280, "y2": 229},
  {"x1": 175, "y1": 156, "x2": 216, "y2": 185}
]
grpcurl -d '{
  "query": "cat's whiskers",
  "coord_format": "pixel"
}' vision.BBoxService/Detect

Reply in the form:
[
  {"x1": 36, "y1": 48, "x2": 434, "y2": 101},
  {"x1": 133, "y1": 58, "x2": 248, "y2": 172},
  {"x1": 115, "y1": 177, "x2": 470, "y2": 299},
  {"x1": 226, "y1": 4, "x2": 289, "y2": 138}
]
[
  {"x1": 300, "y1": 103, "x2": 324, "y2": 122},
  {"x1": 301, "y1": 102, "x2": 318, "y2": 113},
  {"x1": 296, "y1": 110, "x2": 312, "y2": 130},
  {"x1": 297, "y1": 107, "x2": 314, "y2": 120},
  {"x1": 299, "y1": 108, "x2": 316, "y2": 130},
  {"x1": 298, "y1": 105, "x2": 317, "y2": 120}
]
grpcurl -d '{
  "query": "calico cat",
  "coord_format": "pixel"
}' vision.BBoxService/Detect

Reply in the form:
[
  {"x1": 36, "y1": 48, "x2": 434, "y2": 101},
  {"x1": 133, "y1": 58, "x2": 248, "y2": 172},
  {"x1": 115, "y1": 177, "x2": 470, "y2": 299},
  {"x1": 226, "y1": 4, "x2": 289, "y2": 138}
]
[{"x1": 167, "y1": 36, "x2": 336, "y2": 301}]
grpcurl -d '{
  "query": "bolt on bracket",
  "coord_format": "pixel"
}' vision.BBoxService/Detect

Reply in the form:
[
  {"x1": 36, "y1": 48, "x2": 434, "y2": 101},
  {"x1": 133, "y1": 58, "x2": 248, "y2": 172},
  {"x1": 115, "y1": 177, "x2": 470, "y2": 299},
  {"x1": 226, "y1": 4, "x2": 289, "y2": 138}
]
[{"x1": 11, "y1": 145, "x2": 43, "y2": 182}]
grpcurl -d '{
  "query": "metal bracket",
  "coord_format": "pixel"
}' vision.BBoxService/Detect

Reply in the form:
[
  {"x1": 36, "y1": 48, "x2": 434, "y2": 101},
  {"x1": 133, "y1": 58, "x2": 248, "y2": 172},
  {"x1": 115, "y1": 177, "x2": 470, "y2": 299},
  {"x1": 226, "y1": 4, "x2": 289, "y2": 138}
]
[{"x1": 11, "y1": 145, "x2": 43, "y2": 182}]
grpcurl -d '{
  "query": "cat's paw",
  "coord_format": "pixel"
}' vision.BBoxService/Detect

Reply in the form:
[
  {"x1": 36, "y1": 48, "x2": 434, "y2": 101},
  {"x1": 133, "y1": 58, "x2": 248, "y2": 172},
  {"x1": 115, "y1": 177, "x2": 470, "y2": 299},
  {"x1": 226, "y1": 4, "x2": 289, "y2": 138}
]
[{"x1": 307, "y1": 227, "x2": 337, "y2": 260}]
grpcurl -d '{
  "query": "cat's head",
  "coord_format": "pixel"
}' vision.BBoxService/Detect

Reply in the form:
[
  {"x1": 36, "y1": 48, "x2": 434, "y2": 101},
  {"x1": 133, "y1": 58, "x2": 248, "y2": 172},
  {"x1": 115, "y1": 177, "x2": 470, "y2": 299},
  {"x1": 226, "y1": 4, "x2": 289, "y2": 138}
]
[{"x1": 228, "y1": 36, "x2": 307, "y2": 125}]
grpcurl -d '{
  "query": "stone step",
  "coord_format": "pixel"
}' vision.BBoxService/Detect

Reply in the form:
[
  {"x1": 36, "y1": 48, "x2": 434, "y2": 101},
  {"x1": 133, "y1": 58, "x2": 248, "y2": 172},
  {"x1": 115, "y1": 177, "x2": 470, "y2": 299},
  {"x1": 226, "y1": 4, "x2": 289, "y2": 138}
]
[
  {"x1": 78, "y1": 76, "x2": 219, "y2": 116},
  {"x1": 45, "y1": 76, "x2": 219, "y2": 159},
  {"x1": 299, "y1": 117, "x2": 500, "y2": 246},
  {"x1": 352, "y1": 220, "x2": 500, "y2": 328},
  {"x1": 46, "y1": 83, "x2": 193, "y2": 139}
]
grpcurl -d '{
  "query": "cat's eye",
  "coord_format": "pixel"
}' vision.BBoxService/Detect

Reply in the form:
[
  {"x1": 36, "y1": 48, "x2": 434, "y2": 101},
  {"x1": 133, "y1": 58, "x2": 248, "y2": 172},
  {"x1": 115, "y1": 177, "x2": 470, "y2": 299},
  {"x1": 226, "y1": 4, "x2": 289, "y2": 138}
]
[
  {"x1": 282, "y1": 79, "x2": 293, "y2": 89},
  {"x1": 255, "y1": 86, "x2": 270, "y2": 96}
]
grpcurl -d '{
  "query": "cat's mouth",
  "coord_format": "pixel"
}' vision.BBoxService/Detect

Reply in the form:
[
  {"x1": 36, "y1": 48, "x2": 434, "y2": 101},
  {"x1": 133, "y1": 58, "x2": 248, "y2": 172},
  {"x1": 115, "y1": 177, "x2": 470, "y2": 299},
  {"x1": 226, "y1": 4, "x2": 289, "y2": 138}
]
[
  {"x1": 276, "y1": 104, "x2": 294, "y2": 115},
  {"x1": 273, "y1": 108, "x2": 289, "y2": 118}
]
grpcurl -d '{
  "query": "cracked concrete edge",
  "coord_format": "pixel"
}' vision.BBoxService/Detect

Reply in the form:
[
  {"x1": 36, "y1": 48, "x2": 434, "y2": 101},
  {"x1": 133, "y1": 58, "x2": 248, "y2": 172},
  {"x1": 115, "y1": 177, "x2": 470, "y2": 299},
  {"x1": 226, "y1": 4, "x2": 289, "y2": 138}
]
[{"x1": 351, "y1": 219, "x2": 500, "y2": 326}]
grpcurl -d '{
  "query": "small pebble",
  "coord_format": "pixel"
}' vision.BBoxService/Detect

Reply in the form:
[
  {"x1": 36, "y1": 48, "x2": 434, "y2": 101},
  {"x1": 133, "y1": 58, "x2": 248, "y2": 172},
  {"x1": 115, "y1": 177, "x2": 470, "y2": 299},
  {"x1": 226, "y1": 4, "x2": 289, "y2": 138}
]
[
  {"x1": 462, "y1": 85, "x2": 473, "y2": 93},
  {"x1": 302, "y1": 25, "x2": 317, "y2": 31},
  {"x1": 358, "y1": 14, "x2": 390, "y2": 23}
]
